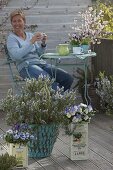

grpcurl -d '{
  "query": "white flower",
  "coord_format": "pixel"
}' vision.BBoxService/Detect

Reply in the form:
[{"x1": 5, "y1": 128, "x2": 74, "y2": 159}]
[
  {"x1": 84, "y1": 115, "x2": 89, "y2": 120},
  {"x1": 84, "y1": 108, "x2": 88, "y2": 114},
  {"x1": 30, "y1": 135, "x2": 34, "y2": 139},
  {"x1": 74, "y1": 105, "x2": 78, "y2": 112},
  {"x1": 6, "y1": 129, "x2": 13, "y2": 134},
  {"x1": 13, "y1": 134, "x2": 20, "y2": 139},
  {"x1": 88, "y1": 7, "x2": 93, "y2": 11},
  {"x1": 0, "y1": 134, "x2": 3, "y2": 139},
  {"x1": 88, "y1": 105, "x2": 93, "y2": 112},
  {"x1": 79, "y1": 103, "x2": 87, "y2": 107},
  {"x1": 72, "y1": 116, "x2": 79, "y2": 123},
  {"x1": 66, "y1": 113, "x2": 71, "y2": 118},
  {"x1": 70, "y1": 106, "x2": 77, "y2": 116},
  {"x1": 25, "y1": 132, "x2": 30, "y2": 138}
]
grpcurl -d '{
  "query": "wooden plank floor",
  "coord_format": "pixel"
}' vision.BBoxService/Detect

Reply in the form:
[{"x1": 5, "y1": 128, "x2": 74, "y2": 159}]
[{"x1": 0, "y1": 112, "x2": 113, "y2": 170}]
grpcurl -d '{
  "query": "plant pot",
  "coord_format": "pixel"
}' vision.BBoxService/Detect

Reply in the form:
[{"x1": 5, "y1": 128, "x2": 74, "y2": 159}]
[
  {"x1": 72, "y1": 46, "x2": 82, "y2": 54},
  {"x1": 62, "y1": 122, "x2": 88, "y2": 160},
  {"x1": 81, "y1": 44, "x2": 90, "y2": 54},
  {"x1": 28, "y1": 123, "x2": 59, "y2": 158},
  {"x1": 69, "y1": 122, "x2": 88, "y2": 160},
  {"x1": 7, "y1": 143, "x2": 28, "y2": 168}
]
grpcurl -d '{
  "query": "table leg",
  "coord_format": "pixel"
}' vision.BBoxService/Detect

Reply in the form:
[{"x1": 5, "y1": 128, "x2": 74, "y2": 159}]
[{"x1": 84, "y1": 59, "x2": 91, "y2": 105}]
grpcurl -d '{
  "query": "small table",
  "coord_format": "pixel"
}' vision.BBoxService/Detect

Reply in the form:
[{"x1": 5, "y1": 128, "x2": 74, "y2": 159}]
[{"x1": 40, "y1": 52, "x2": 96, "y2": 104}]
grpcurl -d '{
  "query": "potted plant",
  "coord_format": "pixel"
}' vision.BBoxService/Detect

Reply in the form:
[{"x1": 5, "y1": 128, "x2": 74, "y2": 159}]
[
  {"x1": 68, "y1": 33, "x2": 88, "y2": 54},
  {"x1": 64, "y1": 103, "x2": 95, "y2": 126},
  {"x1": 0, "y1": 76, "x2": 76, "y2": 158},
  {"x1": 69, "y1": 3, "x2": 109, "y2": 54},
  {"x1": 63, "y1": 102, "x2": 95, "y2": 160},
  {"x1": 4, "y1": 124, "x2": 34, "y2": 145},
  {"x1": 69, "y1": 33, "x2": 81, "y2": 47},
  {"x1": 68, "y1": 33, "x2": 81, "y2": 53},
  {"x1": 0, "y1": 153, "x2": 17, "y2": 170},
  {"x1": 81, "y1": 37, "x2": 91, "y2": 53},
  {"x1": 0, "y1": 123, "x2": 33, "y2": 167},
  {"x1": 68, "y1": 32, "x2": 91, "y2": 54},
  {"x1": 96, "y1": 71, "x2": 113, "y2": 115}
]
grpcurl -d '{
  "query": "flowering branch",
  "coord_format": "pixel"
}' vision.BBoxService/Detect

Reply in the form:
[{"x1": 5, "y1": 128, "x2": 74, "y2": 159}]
[{"x1": 69, "y1": 5, "x2": 109, "y2": 45}]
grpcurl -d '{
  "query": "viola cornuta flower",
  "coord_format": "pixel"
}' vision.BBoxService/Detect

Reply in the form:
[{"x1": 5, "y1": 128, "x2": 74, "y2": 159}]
[
  {"x1": 2, "y1": 123, "x2": 34, "y2": 144},
  {"x1": 65, "y1": 103, "x2": 95, "y2": 124}
]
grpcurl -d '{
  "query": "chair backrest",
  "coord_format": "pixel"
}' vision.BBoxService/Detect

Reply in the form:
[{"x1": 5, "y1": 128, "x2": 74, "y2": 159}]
[{"x1": 4, "y1": 45, "x2": 24, "y2": 92}]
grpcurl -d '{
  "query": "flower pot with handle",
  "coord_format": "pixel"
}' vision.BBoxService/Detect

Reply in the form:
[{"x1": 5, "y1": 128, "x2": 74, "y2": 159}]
[
  {"x1": 81, "y1": 44, "x2": 90, "y2": 54},
  {"x1": 56, "y1": 44, "x2": 70, "y2": 56}
]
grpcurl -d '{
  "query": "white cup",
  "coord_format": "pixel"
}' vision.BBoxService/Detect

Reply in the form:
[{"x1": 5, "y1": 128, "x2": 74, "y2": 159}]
[
  {"x1": 73, "y1": 47, "x2": 83, "y2": 54},
  {"x1": 41, "y1": 32, "x2": 47, "y2": 40}
]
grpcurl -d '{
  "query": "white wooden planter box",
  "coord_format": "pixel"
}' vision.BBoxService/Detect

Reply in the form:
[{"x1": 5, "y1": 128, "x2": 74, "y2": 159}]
[
  {"x1": 61, "y1": 123, "x2": 88, "y2": 160},
  {"x1": 7, "y1": 143, "x2": 28, "y2": 168},
  {"x1": 69, "y1": 123, "x2": 88, "y2": 160}
]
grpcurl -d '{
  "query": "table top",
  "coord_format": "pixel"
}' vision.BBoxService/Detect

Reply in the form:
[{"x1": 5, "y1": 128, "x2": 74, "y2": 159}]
[{"x1": 40, "y1": 52, "x2": 96, "y2": 60}]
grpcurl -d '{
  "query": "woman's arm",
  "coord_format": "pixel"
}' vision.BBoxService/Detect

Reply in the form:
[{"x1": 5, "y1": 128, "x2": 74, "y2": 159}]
[
  {"x1": 34, "y1": 33, "x2": 47, "y2": 56},
  {"x1": 7, "y1": 32, "x2": 47, "y2": 61},
  {"x1": 7, "y1": 34, "x2": 34, "y2": 61}
]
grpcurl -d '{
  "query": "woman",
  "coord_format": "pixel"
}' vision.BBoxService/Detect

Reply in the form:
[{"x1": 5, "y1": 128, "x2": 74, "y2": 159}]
[{"x1": 7, "y1": 9, "x2": 73, "y2": 91}]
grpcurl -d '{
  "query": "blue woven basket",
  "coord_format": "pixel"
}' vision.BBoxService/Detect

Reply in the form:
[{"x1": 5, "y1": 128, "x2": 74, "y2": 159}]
[{"x1": 28, "y1": 124, "x2": 59, "y2": 158}]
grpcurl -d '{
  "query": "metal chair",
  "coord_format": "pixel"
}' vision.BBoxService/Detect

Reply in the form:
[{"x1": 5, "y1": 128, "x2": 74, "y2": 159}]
[{"x1": 4, "y1": 45, "x2": 30, "y2": 92}]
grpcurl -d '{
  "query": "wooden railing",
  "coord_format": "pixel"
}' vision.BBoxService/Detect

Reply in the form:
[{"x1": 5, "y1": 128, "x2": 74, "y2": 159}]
[{"x1": 0, "y1": 0, "x2": 8, "y2": 8}]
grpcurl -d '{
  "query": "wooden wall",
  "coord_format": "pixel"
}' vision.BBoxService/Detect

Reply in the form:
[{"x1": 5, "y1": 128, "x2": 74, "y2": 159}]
[
  {"x1": 92, "y1": 39, "x2": 113, "y2": 78},
  {"x1": 0, "y1": 0, "x2": 92, "y2": 99}
]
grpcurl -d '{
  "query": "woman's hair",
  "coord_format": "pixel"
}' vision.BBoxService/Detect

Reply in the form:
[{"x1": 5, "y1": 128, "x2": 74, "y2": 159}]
[{"x1": 10, "y1": 9, "x2": 26, "y2": 22}]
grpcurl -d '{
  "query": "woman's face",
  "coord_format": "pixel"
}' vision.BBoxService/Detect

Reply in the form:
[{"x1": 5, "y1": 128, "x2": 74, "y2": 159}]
[{"x1": 11, "y1": 14, "x2": 25, "y2": 33}]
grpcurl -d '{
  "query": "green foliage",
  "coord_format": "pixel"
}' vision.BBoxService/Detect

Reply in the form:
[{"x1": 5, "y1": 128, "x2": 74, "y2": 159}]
[
  {"x1": 96, "y1": 71, "x2": 113, "y2": 115},
  {"x1": 96, "y1": 0, "x2": 113, "y2": 38},
  {"x1": 0, "y1": 153, "x2": 17, "y2": 170},
  {"x1": 70, "y1": 39, "x2": 80, "y2": 46},
  {"x1": 0, "y1": 76, "x2": 76, "y2": 125},
  {"x1": 69, "y1": 33, "x2": 91, "y2": 46},
  {"x1": 81, "y1": 38, "x2": 91, "y2": 45},
  {"x1": 73, "y1": 132, "x2": 82, "y2": 139},
  {"x1": 3, "y1": 124, "x2": 34, "y2": 144}
]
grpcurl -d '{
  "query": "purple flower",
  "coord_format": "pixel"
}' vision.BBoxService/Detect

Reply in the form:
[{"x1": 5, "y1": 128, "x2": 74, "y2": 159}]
[
  {"x1": 13, "y1": 134, "x2": 20, "y2": 140},
  {"x1": 64, "y1": 103, "x2": 95, "y2": 123},
  {"x1": 20, "y1": 133, "x2": 26, "y2": 140}
]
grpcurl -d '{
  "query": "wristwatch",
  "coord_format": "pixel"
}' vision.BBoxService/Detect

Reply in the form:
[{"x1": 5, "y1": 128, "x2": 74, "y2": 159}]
[{"x1": 41, "y1": 43, "x2": 46, "y2": 47}]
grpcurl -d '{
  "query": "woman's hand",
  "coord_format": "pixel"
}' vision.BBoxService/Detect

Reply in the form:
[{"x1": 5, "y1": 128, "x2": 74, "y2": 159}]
[
  {"x1": 30, "y1": 32, "x2": 47, "y2": 44},
  {"x1": 41, "y1": 33, "x2": 47, "y2": 44}
]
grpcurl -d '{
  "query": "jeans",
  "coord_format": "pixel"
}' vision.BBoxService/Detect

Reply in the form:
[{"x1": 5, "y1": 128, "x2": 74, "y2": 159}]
[{"x1": 19, "y1": 63, "x2": 73, "y2": 91}]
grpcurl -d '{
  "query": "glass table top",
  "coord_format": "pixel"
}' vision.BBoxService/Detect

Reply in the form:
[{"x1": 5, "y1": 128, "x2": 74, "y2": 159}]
[{"x1": 40, "y1": 52, "x2": 96, "y2": 60}]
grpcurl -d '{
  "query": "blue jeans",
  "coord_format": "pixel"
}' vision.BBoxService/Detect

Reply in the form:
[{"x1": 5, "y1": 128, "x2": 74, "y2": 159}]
[{"x1": 19, "y1": 64, "x2": 73, "y2": 91}]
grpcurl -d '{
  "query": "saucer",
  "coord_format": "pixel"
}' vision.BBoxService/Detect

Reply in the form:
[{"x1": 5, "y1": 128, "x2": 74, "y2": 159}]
[{"x1": 73, "y1": 52, "x2": 84, "y2": 55}]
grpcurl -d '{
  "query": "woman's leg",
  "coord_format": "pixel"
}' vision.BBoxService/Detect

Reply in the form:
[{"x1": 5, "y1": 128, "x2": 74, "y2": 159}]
[
  {"x1": 19, "y1": 64, "x2": 58, "y2": 90},
  {"x1": 19, "y1": 64, "x2": 49, "y2": 78},
  {"x1": 40, "y1": 64, "x2": 73, "y2": 91}
]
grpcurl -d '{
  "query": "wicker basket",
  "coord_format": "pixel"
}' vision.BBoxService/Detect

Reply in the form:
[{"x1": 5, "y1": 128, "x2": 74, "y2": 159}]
[{"x1": 28, "y1": 123, "x2": 59, "y2": 158}]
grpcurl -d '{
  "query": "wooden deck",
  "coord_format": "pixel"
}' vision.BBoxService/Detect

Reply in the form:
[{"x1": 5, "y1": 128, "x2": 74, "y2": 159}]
[{"x1": 0, "y1": 112, "x2": 113, "y2": 170}]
